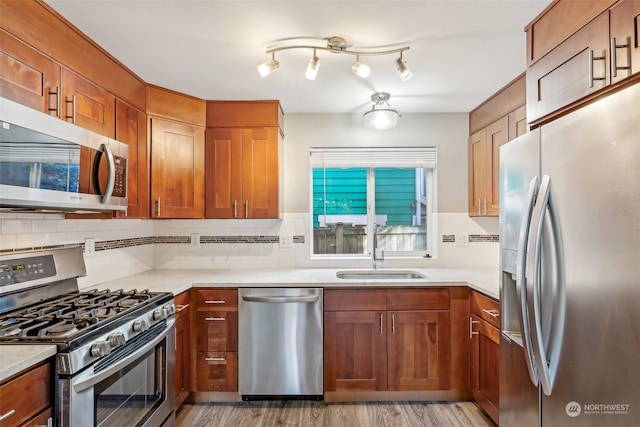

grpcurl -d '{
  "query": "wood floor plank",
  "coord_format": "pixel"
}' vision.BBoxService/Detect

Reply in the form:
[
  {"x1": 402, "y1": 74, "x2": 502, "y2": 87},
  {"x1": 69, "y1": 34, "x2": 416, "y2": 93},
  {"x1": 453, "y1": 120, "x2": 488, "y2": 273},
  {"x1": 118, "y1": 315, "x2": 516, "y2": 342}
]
[{"x1": 175, "y1": 400, "x2": 496, "y2": 427}]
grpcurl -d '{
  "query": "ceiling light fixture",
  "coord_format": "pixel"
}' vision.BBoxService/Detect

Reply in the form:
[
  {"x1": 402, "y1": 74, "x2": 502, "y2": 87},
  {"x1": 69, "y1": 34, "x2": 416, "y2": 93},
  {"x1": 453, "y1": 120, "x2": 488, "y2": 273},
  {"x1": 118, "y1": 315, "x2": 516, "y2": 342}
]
[
  {"x1": 258, "y1": 36, "x2": 410, "y2": 81},
  {"x1": 363, "y1": 92, "x2": 400, "y2": 131},
  {"x1": 305, "y1": 49, "x2": 320, "y2": 80},
  {"x1": 257, "y1": 52, "x2": 280, "y2": 77}
]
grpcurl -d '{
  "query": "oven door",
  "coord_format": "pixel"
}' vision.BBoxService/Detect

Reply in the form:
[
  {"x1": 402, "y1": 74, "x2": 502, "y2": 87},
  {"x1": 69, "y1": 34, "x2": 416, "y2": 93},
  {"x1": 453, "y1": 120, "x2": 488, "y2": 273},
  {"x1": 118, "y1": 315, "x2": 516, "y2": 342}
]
[{"x1": 58, "y1": 320, "x2": 175, "y2": 427}]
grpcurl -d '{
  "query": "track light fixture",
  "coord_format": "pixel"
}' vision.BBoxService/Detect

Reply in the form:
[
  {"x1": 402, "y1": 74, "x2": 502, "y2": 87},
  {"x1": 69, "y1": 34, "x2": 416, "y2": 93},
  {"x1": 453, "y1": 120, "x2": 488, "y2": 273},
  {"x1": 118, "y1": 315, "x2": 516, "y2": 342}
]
[
  {"x1": 257, "y1": 36, "x2": 410, "y2": 81},
  {"x1": 363, "y1": 92, "x2": 400, "y2": 131}
]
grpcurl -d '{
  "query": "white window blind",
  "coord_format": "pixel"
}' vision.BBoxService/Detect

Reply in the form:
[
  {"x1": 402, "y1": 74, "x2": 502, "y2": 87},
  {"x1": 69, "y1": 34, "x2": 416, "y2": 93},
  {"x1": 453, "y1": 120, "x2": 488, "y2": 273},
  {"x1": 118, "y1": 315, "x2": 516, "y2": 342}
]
[{"x1": 310, "y1": 147, "x2": 437, "y2": 169}]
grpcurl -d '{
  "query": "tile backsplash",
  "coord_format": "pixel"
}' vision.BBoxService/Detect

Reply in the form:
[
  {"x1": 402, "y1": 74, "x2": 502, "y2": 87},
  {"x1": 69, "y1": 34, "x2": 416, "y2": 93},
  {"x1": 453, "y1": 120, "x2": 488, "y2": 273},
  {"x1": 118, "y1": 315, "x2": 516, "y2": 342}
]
[{"x1": 1, "y1": 212, "x2": 499, "y2": 286}]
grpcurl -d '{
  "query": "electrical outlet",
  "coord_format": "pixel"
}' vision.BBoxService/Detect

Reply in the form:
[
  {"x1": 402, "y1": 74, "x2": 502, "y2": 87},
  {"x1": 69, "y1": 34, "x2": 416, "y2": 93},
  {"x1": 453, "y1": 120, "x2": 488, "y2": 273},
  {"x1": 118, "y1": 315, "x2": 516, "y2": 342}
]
[
  {"x1": 84, "y1": 238, "x2": 96, "y2": 255},
  {"x1": 455, "y1": 234, "x2": 469, "y2": 247},
  {"x1": 279, "y1": 235, "x2": 294, "y2": 248},
  {"x1": 190, "y1": 233, "x2": 200, "y2": 246}
]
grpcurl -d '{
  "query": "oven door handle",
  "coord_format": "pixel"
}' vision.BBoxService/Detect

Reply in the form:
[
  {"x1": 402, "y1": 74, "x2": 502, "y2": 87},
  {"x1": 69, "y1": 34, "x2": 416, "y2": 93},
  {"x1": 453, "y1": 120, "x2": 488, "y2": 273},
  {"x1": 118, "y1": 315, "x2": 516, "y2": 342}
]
[{"x1": 73, "y1": 320, "x2": 173, "y2": 393}]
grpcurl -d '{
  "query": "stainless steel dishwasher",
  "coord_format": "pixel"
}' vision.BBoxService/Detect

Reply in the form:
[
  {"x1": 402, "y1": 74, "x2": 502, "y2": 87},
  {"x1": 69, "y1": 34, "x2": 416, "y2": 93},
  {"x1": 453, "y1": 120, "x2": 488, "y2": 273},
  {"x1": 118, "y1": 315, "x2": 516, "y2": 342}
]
[{"x1": 238, "y1": 288, "x2": 323, "y2": 400}]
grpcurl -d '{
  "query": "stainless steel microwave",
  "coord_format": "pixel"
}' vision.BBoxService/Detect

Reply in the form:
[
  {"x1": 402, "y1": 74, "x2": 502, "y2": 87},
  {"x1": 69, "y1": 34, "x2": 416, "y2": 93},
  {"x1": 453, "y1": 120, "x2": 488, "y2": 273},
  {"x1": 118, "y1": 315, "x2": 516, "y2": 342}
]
[{"x1": 0, "y1": 97, "x2": 128, "y2": 212}]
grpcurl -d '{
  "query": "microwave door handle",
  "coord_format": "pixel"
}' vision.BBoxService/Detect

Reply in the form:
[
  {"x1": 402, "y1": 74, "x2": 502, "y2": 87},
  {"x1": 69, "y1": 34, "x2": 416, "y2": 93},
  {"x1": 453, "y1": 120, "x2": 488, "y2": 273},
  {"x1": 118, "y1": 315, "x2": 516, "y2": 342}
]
[
  {"x1": 73, "y1": 320, "x2": 173, "y2": 393},
  {"x1": 101, "y1": 143, "x2": 116, "y2": 205},
  {"x1": 516, "y1": 176, "x2": 540, "y2": 386}
]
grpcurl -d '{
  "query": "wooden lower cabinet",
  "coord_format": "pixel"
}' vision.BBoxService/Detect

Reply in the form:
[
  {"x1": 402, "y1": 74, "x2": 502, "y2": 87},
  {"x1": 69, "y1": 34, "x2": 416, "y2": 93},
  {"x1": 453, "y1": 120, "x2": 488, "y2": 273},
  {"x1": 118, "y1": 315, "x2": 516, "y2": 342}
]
[
  {"x1": 387, "y1": 310, "x2": 450, "y2": 391},
  {"x1": 174, "y1": 291, "x2": 190, "y2": 410},
  {"x1": 323, "y1": 310, "x2": 387, "y2": 392},
  {"x1": 0, "y1": 361, "x2": 52, "y2": 427},
  {"x1": 324, "y1": 288, "x2": 465, "y2": 401},
  {"x1": 191, "y1": 288, "x2": 238, "y2": 394},
  {"x1": 470, "y1": 291, "x2": 500, "y2": 425},
  {"x1": 195, "y1": 352, "x2": 238, "y2": 392}
]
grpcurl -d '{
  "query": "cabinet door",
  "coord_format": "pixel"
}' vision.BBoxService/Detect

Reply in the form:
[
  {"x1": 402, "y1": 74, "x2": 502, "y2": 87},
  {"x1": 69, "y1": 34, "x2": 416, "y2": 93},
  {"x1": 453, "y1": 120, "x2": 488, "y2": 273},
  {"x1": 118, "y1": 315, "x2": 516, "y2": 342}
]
[
  {"x1": 241, "y1": 127, "x2": 279, "y2": 218},
  {"x1": 468, "y1": 129, "x2": 487, "y2": 216},
  {"x1": 0, "y1": 30, "x2": 60, "y2": 114},
  {"x1": 508, "y1": 105, "x2": 527, "y2": 141},
  {"x1": 610, "y1": 0, "x2": 640, "y2": 85},
  {"x1": 0, "y1": 362, "x2": 50, "y2": 427},
  {"x1": 485, "y1": 117, "x2": 508, "y2": 216},
  {"x1": 204, "y1": 128, "x2": 242, "y2": 218},
  {"x1": 174, "y1": 305, "x2": 190, "y2": 409},
  {"x1": 387, "y1": 310, "x2": 451, "y2": 391},
  {"x1": 324, "y1": 311, "x2": 387, "y2": 392},
  {"x1": 60, "y1": 68, "x2": 115, "y2": 137},
  {"x1": 150, "y1": 118, "x2": 204, "y2": 218},
  {"x1": 115, "y1": 99, "x2": 148, "y2": 218},
  {"x1": 471, "y1": 315, "x2": 500, "y2": 424},
  {"x1": 526, "y1": 11, "x2": 610, "y2": 124}
]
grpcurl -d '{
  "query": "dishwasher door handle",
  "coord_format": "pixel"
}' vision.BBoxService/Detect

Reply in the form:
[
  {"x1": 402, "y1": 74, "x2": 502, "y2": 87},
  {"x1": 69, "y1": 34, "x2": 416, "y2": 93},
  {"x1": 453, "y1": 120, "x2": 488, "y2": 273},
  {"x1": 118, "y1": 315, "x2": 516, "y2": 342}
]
[{"x1": 241, "y1": 294, "x2": 319, "y2": 303}]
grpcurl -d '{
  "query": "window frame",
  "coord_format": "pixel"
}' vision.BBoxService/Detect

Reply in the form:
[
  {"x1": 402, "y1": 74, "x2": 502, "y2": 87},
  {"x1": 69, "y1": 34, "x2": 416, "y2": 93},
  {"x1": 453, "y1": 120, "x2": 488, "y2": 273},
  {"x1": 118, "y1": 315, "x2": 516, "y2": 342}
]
[{"x1": 309, "y1": 147, "x2": 438, "y2": 260}]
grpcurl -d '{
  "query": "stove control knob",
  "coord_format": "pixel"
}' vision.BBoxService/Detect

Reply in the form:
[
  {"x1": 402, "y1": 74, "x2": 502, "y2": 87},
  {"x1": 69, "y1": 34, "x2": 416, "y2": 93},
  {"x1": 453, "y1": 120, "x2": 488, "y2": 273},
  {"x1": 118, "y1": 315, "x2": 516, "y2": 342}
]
[
  {"x1": 107, "y1": 332, "x2": 126, "y2": 349},
  {"x1": 153, "y1": 307, "x2": 167, "y2": 321},
  {"x1": 132, "y1": 318, "x2": 149, "y2": 333},
  {"x1": 163, "y1": 303, "x2": 176, "y2": 317},
  {"x1": 90, "y1": 341, "x2": 111, "y2": 358}
]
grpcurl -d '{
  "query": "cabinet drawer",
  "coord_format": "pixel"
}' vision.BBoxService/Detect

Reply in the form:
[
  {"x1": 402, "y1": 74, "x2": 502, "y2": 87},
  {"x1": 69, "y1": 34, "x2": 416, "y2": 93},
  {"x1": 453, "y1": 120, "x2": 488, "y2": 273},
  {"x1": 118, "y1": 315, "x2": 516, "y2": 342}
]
[
  {"x1": 194, "y1": 289, "x2": 238, "y2": 310},
  {"x1": 471, "y1": 292, "x2": 500, "y2": 328},
  {"x1": 196, "y1": 311, "x2": 238, "y2": 351},
  {"x1": 0, "y1": 362, "x2": 50, "y2": 427},
  {"x1": 324, "y1": 289, "x2": 386, "y2": 311},
  {"x1": 386, "y1": 288, "x2": 450, "y2": 311},
  {"x1": 195, "y1": 352, "x2": 238, "y2": 392}
]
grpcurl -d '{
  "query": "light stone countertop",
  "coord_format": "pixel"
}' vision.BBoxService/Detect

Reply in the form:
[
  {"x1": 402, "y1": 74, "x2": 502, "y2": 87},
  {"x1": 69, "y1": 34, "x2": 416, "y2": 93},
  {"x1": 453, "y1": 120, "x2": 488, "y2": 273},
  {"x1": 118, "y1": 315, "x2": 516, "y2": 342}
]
[
  {"x1": 2, "y1": 267, "x2": 498, "y2": 383},
  {"x1": 0, "y1": 345, "x2": 57, "y2": 383},
  {"x1": 81, "y1": 267, "x2": 500, "y2": 300}
]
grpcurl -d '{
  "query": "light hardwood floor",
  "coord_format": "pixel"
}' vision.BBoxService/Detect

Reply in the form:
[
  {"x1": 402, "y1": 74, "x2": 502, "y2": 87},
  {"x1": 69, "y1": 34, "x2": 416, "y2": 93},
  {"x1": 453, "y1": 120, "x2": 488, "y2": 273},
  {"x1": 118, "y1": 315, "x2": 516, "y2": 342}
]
[{"x1": 175, "y1": 400, "x2": 496, "y2": 427}]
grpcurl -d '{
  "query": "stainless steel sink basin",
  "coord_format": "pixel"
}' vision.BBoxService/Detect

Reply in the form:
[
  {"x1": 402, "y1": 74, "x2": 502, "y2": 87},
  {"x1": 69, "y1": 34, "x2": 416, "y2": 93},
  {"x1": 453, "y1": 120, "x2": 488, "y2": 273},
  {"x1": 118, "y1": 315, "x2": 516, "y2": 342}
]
[{"x1": 336, "y1": 270, "x2": 426, "y2": 280}]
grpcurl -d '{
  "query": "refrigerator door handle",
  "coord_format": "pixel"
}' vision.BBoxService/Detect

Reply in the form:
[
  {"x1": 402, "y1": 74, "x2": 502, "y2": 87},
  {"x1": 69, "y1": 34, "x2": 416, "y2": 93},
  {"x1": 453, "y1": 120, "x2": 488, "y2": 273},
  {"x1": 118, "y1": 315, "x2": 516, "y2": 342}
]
[
  {"x1": 516, "y1": 176, "x2": 540, "y2": 386},
  {"x1": 527, "y1": 175, "x2": 566, "y2": 396}
]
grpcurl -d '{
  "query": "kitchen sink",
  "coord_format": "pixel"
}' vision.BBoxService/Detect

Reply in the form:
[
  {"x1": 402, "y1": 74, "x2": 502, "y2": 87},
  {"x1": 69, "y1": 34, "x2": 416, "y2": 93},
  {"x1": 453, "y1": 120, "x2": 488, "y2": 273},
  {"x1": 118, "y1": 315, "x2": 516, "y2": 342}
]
[{"x1": 336, "y1": 270, "x2": 426, "y2": 280}]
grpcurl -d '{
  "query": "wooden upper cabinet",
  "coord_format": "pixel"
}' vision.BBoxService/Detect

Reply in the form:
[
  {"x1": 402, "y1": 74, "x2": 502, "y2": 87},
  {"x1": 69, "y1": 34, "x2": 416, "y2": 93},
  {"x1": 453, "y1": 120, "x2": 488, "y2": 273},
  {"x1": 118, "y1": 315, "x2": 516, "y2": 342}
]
[
  {"x1": 116, "y1": 99, "x2": 148, "y2": 218},
  {"x1": 526, "y1": 11, "x2": 610, "y2": 125},
  {"x1": 205, "y1": 101, "x2": 283, "y2": 219},
  {"x1": 61, "y1": 68, "x2": 115, "y2": 138},
  {"x1": 0, "y1": 30, "x2": 61, "y2": 114},
  {"x1": 508, "y1": 105, "x2": 527, "y2": 141},
  {"x1": 610, "y1": 0, "x2": 640, "y2": 85},
  {"x1": 150, "y1": 118, "x2": 205, "y2": 218},
  {"x1": 526, "y1": 0, "x2": 640, "y2": 126},
  {"x1": 468, "y1": 116, "x2": 508, "y2": 217}
]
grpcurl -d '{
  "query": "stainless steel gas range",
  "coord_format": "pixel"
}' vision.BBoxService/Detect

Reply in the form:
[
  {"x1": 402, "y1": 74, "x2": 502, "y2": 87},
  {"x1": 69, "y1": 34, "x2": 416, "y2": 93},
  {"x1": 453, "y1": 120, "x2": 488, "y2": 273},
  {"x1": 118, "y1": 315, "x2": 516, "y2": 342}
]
[{"x1": 0, "y1": 247, "x2": 176, "y2": 427}]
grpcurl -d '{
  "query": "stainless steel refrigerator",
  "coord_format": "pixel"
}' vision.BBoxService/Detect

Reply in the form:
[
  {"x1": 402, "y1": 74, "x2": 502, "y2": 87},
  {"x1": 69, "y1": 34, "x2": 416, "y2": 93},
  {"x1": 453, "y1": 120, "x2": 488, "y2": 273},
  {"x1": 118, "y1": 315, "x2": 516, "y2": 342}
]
[{"x1": 499, "y1": 81, "x2": 640, "y2": 427}]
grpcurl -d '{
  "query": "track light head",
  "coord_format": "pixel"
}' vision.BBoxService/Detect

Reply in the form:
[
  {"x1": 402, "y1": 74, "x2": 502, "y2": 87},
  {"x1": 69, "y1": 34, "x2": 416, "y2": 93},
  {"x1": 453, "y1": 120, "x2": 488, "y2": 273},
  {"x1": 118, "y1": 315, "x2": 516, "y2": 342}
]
[
  {"x1": 305, "y1": 50, "x2": 320, "y2": 80},
  {"x1": 395, "y1": 56, "x2": 412, "y2": 82},
  {"x1": 257, "y1": 53, "x2": 279, "y2": 77},
  {"x1": 351, "y1": 55, "x2": 371, "y2": 78}
]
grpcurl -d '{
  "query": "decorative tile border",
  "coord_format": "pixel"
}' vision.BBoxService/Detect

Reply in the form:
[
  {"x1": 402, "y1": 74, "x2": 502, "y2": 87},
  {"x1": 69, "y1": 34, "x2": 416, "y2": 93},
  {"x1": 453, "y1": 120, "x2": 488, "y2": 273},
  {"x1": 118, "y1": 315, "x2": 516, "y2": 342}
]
[
  {"x1": 441, "y1": 234, "x2": 499, "y2": 243},
  {"x1": 1, "y1": 235, "x2": 306, "y2": 254}
]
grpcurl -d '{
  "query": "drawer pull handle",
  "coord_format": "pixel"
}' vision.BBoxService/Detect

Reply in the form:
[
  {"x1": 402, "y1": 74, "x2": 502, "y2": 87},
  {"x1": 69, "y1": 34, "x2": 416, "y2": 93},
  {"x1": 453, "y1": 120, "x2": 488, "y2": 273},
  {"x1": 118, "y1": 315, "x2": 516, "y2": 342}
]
[
  {"x1": 392, "y1": 313, "x2": 396, "y2": 334},
  {"x1": 176, "y1": 304, "x2": 190, "y2": 312},
  {"x1": 470, "y1": 317, "x2": 480, "y2": 338},
  {"x1": 205, "y1": 356, "x2": 226, "y2": 362},
  {"x1": 482, "y1": 308, "x2": 500, "y2": 318},
  {"x1": 205, "y1": 300, "x2": 226, "y2": 304},
  {"x1": 0, "y1": 409, "x2": 16, "y2": 422},
  {"x1": 379, "y1": 313, "x2": 383, "y2": 335},
  {"x1": 205, "y1": 317, "x2": 225, "y2": 321},
  {"x1": 65, "y1": 95, "x2": 76, "y2": 123},
  {"x1": 48, "y1": 86, "x2": 60, "y2": 117}
]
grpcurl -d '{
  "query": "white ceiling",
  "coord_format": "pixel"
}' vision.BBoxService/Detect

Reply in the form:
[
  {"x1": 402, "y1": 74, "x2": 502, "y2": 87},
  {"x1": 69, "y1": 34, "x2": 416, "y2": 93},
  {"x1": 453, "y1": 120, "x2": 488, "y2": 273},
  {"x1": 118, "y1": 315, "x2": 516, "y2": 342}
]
[{"x1": 46, "y1": 0, "x2": 549, "y2": 114}]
